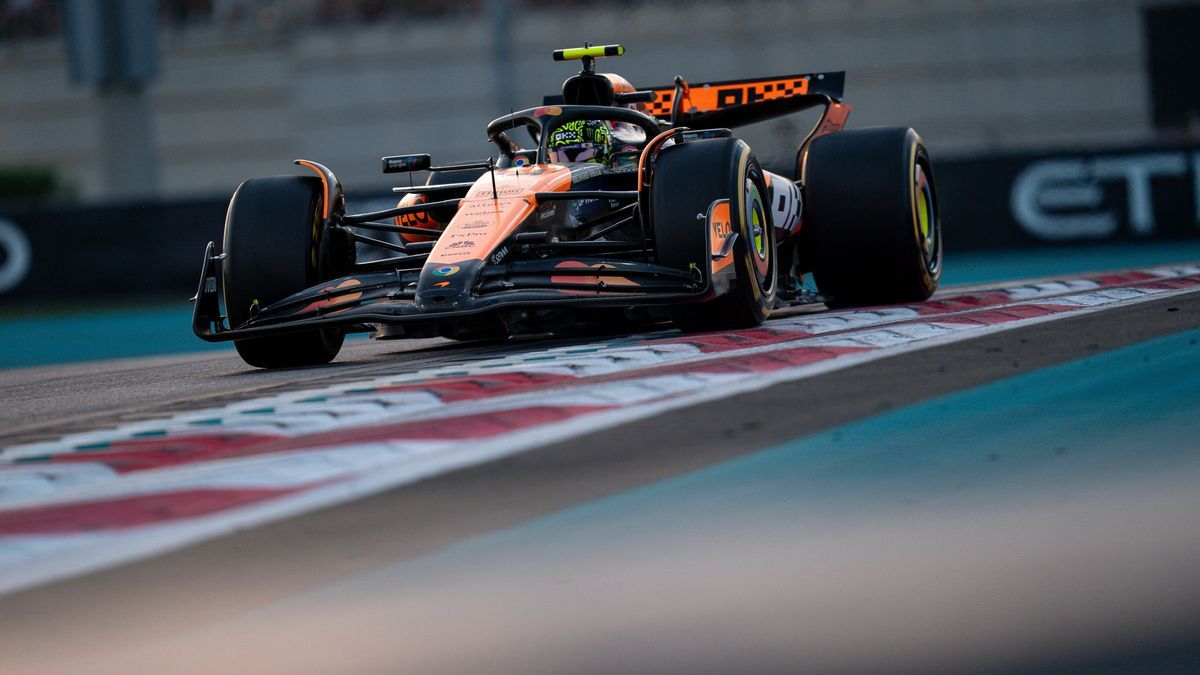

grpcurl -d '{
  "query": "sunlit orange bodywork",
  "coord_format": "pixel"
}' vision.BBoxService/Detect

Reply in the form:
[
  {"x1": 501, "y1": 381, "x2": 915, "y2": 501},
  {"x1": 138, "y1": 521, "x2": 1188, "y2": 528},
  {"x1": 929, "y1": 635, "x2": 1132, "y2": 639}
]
[
  {"x1": 707, "y1": 200, "x2": 735, "y2": 274},
  {"x1": 644, "y1": 74, "x2": 813, "y2": 120},
  {"x1": 427, "y1": 165, "x2": 573, "y2": 266},
  {"x1": 550, "y1": 260, "x2": 640, "y2": 289}
]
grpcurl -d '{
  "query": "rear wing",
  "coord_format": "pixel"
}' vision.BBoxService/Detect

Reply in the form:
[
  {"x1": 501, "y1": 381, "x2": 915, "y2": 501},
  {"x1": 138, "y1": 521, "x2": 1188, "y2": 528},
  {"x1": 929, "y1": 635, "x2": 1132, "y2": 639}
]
[
  {"x1": 545, "y1": 70, "x2": 845, "y2": 128},
  {"x1": 646, "y1": 71, "x2": 842, "y2": 116},
  {"x1": 650, "y1": 71, "x2": 845, "y2": 129}
]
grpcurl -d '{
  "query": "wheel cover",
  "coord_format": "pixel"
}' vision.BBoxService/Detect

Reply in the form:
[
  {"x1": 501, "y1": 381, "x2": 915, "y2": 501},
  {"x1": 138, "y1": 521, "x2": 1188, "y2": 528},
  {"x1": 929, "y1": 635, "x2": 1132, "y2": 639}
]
[
  {"x1": 744, "y1": 177, "x2": 771, "y2": 284},
  {"x1": 914, "y1": 163, "x2": 939, "y2": 274}
]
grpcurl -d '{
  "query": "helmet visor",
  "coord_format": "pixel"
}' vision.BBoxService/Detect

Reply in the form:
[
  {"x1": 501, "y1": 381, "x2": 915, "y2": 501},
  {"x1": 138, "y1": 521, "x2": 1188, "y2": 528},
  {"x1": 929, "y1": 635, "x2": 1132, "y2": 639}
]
[{"x1": 549, "y1": 142, "x2": 606, "y2": 164}]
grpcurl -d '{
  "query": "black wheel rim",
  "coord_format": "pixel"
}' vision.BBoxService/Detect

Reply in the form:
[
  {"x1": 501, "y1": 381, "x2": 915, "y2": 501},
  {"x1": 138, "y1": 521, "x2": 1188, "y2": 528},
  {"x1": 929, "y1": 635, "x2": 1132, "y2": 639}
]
[
  {"x1": 914, "y1": 162, "x2": 939, "y2": 275},
  {"x1": 744, "y1": 176, "x2": 773, "y2": 291}
]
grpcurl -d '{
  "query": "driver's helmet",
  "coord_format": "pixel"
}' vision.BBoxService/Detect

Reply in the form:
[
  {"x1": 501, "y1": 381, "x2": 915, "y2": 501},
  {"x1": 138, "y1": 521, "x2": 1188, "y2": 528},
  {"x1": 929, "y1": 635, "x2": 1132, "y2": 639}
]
[{"x1": 547, "y1": 119, "x2": 612, "y2": 164}]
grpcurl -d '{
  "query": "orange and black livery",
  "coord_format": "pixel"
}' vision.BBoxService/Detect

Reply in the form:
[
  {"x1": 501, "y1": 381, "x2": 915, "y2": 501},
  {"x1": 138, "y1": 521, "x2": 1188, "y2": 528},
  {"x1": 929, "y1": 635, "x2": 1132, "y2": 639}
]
[{"x1": 193, "y1": 44, "x2": 941, "y2": 369}]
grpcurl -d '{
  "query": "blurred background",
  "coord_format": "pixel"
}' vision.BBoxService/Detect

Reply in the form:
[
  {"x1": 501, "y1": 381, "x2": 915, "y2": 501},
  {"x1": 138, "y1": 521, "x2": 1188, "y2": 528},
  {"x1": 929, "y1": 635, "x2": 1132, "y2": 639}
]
[{"x1": 0, "y1": 0, "x2": 1198, "y2": 364}]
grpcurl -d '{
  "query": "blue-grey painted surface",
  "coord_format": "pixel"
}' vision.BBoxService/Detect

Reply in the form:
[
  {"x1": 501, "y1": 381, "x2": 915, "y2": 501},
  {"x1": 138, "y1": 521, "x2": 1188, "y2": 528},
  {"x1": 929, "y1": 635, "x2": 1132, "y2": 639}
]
[
  {"x1": 332, "y1": 326, "x2": 1200, "y2": 585},
  {"x1": 942, "y1": 240, "x2": 1200, "y2": 285},
  {"x1": 0, "y1": 305, "x2": 231, "y2": 369}
]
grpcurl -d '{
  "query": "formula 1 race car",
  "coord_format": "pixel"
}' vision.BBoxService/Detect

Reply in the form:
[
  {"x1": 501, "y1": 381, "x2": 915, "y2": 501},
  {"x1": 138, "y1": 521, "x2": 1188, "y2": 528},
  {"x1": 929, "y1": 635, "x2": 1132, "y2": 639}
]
[{"x1": 192, "y1": 44, "x2": 941, "y2": 368}]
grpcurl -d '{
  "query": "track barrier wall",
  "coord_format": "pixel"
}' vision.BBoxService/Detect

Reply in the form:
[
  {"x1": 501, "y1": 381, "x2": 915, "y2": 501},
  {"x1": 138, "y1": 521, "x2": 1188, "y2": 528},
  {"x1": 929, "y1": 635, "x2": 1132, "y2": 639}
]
[
  {"x1": 1, "y1": 142, "x2": 1198, "y2": 305},
  {"x1": 0, "y1": 199, "x2": 228, "y2": 304},
  {"x1": 936, "y1": 142, "x2": 1200, "y2": 251}
]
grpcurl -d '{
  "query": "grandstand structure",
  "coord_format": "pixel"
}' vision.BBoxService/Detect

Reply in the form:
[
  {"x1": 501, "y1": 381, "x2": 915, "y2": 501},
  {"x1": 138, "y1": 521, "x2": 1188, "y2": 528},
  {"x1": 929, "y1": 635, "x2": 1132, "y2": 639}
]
[{"x1": 0, "y1": 0, "x2": 1190, "y2": 201}]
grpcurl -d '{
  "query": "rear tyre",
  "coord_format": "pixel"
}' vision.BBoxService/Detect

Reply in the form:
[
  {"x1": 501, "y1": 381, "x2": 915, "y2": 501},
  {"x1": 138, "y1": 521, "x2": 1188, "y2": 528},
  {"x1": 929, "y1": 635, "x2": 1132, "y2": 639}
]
[
  {"x1": 652, "y1": 138, "x2": 777, "y2": 331},
  {"x1": 222, "y1": 175, "x2": 344, "y2": 368},
  {"x1": 802, "y1": 127, "x2": 940, "y2": 307}
]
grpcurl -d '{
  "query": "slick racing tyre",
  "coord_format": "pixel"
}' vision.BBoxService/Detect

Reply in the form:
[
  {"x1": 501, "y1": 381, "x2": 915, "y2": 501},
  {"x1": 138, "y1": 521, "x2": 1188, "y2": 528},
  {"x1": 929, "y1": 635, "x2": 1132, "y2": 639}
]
[
  {"x1": 222, "y1": 175, "x2": 344, "y2": 368},
  {"x1": 653, "y1": 137, "x2": 777, "y2": 331},
  {"x1": 802, "y1": 127, "x2": 940, "y2": 307}
]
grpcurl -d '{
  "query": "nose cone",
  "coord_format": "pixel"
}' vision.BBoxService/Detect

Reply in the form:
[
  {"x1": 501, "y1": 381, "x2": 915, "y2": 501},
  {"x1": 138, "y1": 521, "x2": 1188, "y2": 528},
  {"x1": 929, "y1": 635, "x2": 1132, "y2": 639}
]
[
  {"x1": 414, "y1": 260, "x2": 483, "y2": 312},
  {"x1": 415, "y1": 287, "x2": 470, "y2": 311}
]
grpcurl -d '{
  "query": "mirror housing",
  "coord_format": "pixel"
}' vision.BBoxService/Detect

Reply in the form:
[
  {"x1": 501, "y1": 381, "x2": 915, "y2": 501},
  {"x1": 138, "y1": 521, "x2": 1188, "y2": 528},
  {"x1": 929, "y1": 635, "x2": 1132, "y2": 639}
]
[{"x1": 381, "y1": 154, "x2": 432, "y2": 173}]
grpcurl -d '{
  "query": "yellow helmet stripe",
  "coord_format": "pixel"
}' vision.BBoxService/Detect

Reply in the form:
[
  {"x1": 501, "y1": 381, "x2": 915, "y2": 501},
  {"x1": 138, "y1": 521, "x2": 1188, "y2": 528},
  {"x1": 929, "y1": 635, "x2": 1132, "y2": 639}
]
[{"x1": 553, "y1": 45, "x2": 625, "y2": 61}]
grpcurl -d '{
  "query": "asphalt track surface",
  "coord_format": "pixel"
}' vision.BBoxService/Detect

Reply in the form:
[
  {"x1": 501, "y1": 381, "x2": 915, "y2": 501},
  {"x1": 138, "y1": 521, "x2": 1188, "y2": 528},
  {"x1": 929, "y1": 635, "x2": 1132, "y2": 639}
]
[{"x1": 2, "y1": 266, "x2": 1200, "y2": 673}]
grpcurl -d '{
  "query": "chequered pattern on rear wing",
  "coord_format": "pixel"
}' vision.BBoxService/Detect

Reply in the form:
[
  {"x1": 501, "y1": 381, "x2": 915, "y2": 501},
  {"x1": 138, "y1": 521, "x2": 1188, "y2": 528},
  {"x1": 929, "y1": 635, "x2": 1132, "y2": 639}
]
[{"x1": 644, "y1": 75, "x2": 815, "y2": 120}]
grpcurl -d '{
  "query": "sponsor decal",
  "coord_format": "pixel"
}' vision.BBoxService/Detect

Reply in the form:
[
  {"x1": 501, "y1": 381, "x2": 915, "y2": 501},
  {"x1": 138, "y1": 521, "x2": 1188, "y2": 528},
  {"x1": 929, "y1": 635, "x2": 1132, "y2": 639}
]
[
  {"x1": 643, "y1": 76, "x2": 813, "y2": 118},
  {"x1": 446, "y1": 241, "x2": 475, "y2": 250},
  {"x1": 679, "y1": 130, "x2": 729, "y2": 143},
  {"x1": 432, "y1": 265, "x2": 460, "y2": 277},
  {"x1": 462, "y1": 203, "x2": 502, "y2": 216},
  {"x1": 714, "y1": 78, "x2": 809, "y2": 107},
  {"x1": 385, "y1": 156, "x2": 414, "y2": 171},
  {"x1": 1010, "y1": 151, "x2": 1200, "y2": 240},
  {"x1": 463, "y1": 186, "x2": 525, "y2": 200},
  {"x1": 706, "y1": 199, "x2": 735, "y2": 274},
  {"x1": 708, "y1": 199, "x2": 733, "y2": 239},
  {"x1": 765, "y1": 172, "x2": 802, "y2": 236},
  {"x1": 490, "y1": 246, "x2": 510, "y2": 265},
  {"x1": 434, "y1": 281, "x2": 451, "y2": 288},
  {"x1": 513, "y1": 156, "x2": 529, "y2": 167},
  {"x1": 569, "y1": 163, "x2": 604, "y2": 182}
]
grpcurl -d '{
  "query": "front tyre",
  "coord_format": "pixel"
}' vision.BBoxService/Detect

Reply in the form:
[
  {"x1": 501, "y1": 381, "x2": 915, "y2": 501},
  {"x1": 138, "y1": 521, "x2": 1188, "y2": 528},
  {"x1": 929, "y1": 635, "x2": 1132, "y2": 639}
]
[
  {"x1": 802, "y1": 127, "x2": 941, "y2": 307},
  {"x1": 652, "y1": 138, "x2": 777, "y2": 331},
  {"x1": 222, "y1": 175, "x2": 344, "y2": 368}
]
